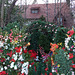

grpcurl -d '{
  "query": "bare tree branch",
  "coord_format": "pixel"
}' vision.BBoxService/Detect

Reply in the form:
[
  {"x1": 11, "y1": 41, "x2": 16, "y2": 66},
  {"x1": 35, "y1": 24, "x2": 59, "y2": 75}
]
[{"x1": 5, "y1": 0, "x2": 18, "y2": 25}]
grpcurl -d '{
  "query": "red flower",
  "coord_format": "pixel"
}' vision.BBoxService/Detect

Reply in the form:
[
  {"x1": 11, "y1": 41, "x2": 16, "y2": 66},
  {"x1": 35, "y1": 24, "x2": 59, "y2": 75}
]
[
  {"x1": 28, "y1": 50, "x2": 37, "y2": 58},
  {"x1": 30, "y1": 53, "x2": 37, "y2": 58},
  {"x1": 72, "y1": 60, "x2": 74, "y2": 64},
  {"x1": 69, "y1": 53, "x2": 73, "y2": 59},
  {"x1": 67, "y1": 30, "x2": 74, "y2": 37},
  {"x1": 49, "y1": 73, "x2": 53, "y2": 75},
  {"x1": 45, "y1": 68, "x2": 48, "y2": 71},
  {"x1": 0, "y1": 71, "x2": 7, "y2": 75},
  {"x1": 0, "y1": 50, "x2": 3, "y2": 53},
  {"x1": 31, "y1": 62, "x2": 34, "y2": 65},
  {"x1": 28, "y1": 50, "x2": 34, "y2": 53},
  {"x1": 45, "y1": 73, "x2": 47, "y2": 75},
  {"x1": 62, "y1": 47, "x2": 65, "y2": 49},
  {"x1": 71, "y1": 65, "x2": 75, "y2": 68},
  {"x1": 24, "y1": 49, "x2": 27, "y2": 53},
  {"x1": 11, "y1": 59, "x2": 15, "y2": 62},
  {"x1": 15, "y1": 46, "x2": 22, "y2": 53},
  {"x1": 34, "y1": 66, "x2": 37, "y2": 71},
  {"x1": 6, "y1": 51, "x2": 12, "y2": 57},
  {"x1": 20, "y1": 61, "x2": 24, "y2": 64},
  {"x1": 0, "y1": 58, "x2": 5, "y2": 62}
]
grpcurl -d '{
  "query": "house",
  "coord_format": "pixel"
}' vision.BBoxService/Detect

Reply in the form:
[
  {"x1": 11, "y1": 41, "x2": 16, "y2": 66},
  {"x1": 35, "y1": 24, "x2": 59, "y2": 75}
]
[{"x1": 21, "y1": 3, "x2": 74, "y2": 28}]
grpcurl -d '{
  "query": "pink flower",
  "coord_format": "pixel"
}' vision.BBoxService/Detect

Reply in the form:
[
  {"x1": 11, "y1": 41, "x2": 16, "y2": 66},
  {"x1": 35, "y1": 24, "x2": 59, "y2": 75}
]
[
  {"x1": 45, "y1": 68, "x2": 48, "y2": 71},
  {"x1": 49, "y1": 73, "x2": 53, "y2": 75}
]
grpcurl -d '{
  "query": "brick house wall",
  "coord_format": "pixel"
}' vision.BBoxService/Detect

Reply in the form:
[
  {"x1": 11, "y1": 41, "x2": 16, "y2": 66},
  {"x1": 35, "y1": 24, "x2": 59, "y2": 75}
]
[{"x1": 21, "y1": 3, "x2": 74, "y2": 28}]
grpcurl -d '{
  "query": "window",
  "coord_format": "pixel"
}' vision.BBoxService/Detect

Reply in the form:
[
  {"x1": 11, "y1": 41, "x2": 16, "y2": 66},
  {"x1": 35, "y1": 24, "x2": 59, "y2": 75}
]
[
  {"x1": 31, "y1": 8, "x2": 39, "y2": 14},
  {"x1": 57, "y1": 17, "x2": 62, "y2": 25}
]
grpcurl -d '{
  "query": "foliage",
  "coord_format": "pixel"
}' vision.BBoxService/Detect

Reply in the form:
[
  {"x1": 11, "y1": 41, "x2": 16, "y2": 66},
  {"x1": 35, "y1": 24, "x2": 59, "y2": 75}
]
[
  {"x1": 0, "y1": 26, "x2": 35, "y2": 75},
  {"x1": 53, "y1": 26, "x2": 68, "y2": 47},
  {"x1": 26, "y1": 20, "x2": 57, "y2": 53},
  {"x1": 54, "y1": 49, "x2": 72, "y2": 74},
  {"x1": 65, "y1": 27, "x2": 75, "y2": 71},
  {"x1": 9, "y1": 6, "x2": 24, "y2": 25},
  {"x1": 3, "y1": 21, "x2": 20, "y2": 33}
]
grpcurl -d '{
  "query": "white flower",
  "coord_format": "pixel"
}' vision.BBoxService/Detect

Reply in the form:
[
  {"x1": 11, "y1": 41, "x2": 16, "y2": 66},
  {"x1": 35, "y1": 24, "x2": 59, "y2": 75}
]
[
  {"x1": 5, "y1": 46, "x2": 8, "y2": 49},
  {"x1": 0, "y1": 41, "x2": 4, "y2": 48},
  {"x1": 14, "y1": 65, "x2": 17, "y2": 70},
  {"x1": 73, "y1": 49, "x2": 75, "y2": 52},
  {"x1": 4, "y1": 66, "x2": 7, "y2": 70},
  {"x1": 18, "y1": 55, "x2": 24, "y2": 61},
  {"x1": 0, "y1": 66, "x2": 3, "y2": 72},
  {"x1": 6, "y1": 57, "x2": 10, "y2": 60},
  {"x1": 65, "y1": 37, "x2": 71, "y2": 50},
  {"x1": 23, "y1": 46, "x2": 27, "y2": 50},
  {"x1": 3, "y1": 62, "x2": 5, "y2": 64},
  {"x1": 19, "y1": 48, "x2": 22, "y2": 55},
  {"x1": 21, "y1": 62, "x2": 29, "y2": 75},
  {"x1": 29, "y1": 65, "x2": 31, "y2": 67},
  {"x1": 12, "y1": 54, "x2": 17, "y2": 61},
  {"x1": 35, "y1": 56, "x2": 40, "y2": 61},
  {"x1": 10, "y1": 62, "x2": 14, "y2": 68}
]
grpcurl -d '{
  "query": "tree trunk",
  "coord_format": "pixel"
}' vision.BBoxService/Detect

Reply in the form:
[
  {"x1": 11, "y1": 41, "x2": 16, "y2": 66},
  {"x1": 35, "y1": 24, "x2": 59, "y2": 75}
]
[
  {"x1": 1, "y1": 0, "x2": 5, "y2": 28},
  {"x1": 5, "y1": 0, "x2": 18, "y2": 25},
  {"x1": 46, "y1": 0, "x2": 48, "y2": 22},
  {"x1": 66, "y1": 0, "x2": 70, "y2": 7}
]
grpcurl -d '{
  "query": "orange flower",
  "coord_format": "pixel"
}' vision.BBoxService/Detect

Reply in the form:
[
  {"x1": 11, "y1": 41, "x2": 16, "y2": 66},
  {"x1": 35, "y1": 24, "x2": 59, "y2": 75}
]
[{"x1": 50, "y1": 43, "x2": 58, "y2": 52}]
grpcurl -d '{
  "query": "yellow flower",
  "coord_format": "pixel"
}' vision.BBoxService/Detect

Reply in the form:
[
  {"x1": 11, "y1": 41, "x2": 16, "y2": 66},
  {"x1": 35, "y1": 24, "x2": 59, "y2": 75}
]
[
  {"x1": 15, "y1": 41, "x2": 18, "y2": 43},
  {"x1": 57, "y1": 64, "x2": 60, "y2": 67}
]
